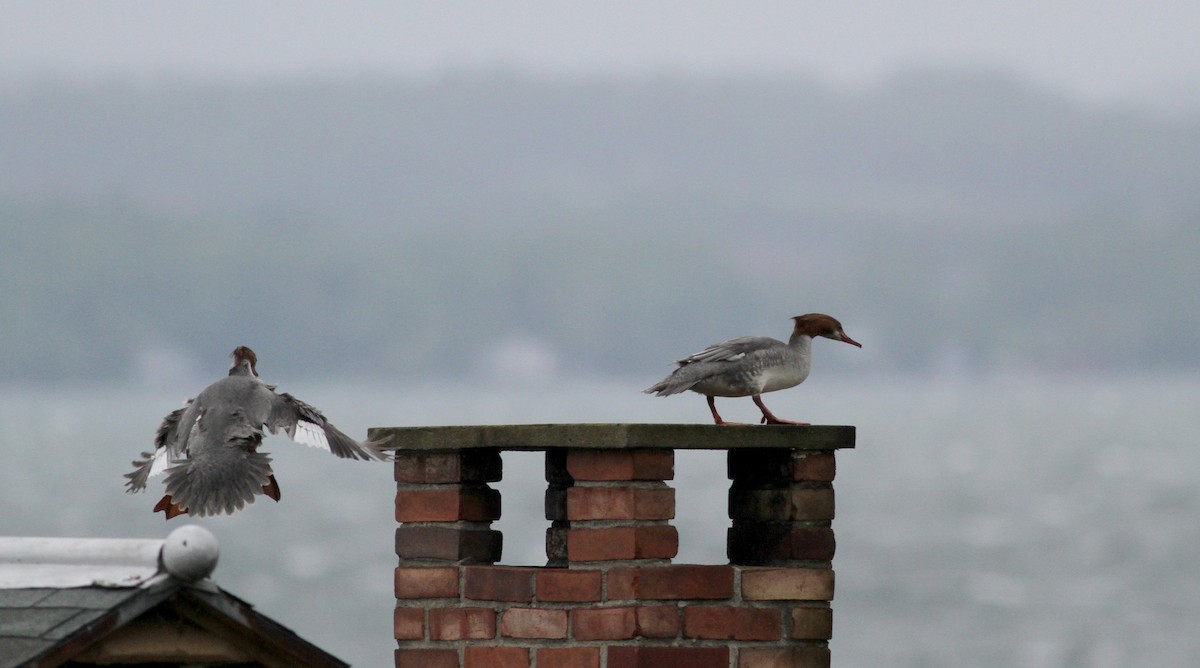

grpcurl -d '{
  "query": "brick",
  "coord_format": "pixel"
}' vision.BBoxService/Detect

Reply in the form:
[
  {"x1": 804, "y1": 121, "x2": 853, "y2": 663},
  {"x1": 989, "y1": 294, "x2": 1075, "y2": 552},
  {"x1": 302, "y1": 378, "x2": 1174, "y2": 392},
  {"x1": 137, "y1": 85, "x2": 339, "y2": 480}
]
[
  {"x1": 635, "y1": 605, "x2": 680, "y2": 638},
  {"x1": 395, "y1": 486, "x2": 501, "y2": 522},
  {"x1": 464, "y1": 565, "x2": 535, "y2": 602},
  {"x1": 728, "y1": 449, "x2": 836, "y2": 483},
  {"x1": 566, "y1": 527, "x2": 635, "y2": 561},
  {"x1": 550, "y1": 526, "x2": 678, "y2": 562},
  {"x1": 545, "y1": 450, "x2": 572, "y2": 486},
  {"x1": 553, "y1": 486, "x2": 674, "y2": 520},
  {"x1": 741, "y1": 568, "x2": 835, "y2": 601},
  {"x1": 500, "y1": 607, "x2": 568, "y2": 639},
  {"x1": 632, "y1": 486, "x2": 677, "y2": 519},
  {"x1": 537, "y1": 647, "x2": 600, "y2": 668},
  {"x1": 545, "y1": 487, "x2": 568, "y2": 520},
  {"x1": 396, "y1": 525, "x2": 502, "y2": 563},
  {"x1": 572, "y1": 606, "x2": 637, "y2": 640},
  {"x1": 394, "y1": 449, "x2": 502, "y2": 483},
  {"x1": 790, "y1": 452, "x2": 836, "y2": 482},
  {"x1": 728, "y1": 487, "x2": 834, "y2": 521},
  {"x1": 545, "y1": 523, "x2": 568, "y2": 566},
  {"x1": 683, "y1": 605, "x2": 781, "y2": 640},
  {"x1": 606, "y1": 567, "x2": 637, "y2": 598},
  {"x1": 728, "y1": 448, "x2": 795, "y2": 482},
  {"x1": 572, "y1": 605, "x2": 680, "y2": 639},
  {"x1": 394, "y1": 566, "x2": 459, "y2": 599},
  {"x1": 464, "y1": 646, "x2": 530, "y2": 668},
  {"x1": 738, "y1": 646, "x2": 830, "y2": 668},
  {"x1": 393, "y1": 607, "x2": 424, "y2": 640},
  {"x1": 632, "y1": 525, "x2": 679, "y2": 559},
  {"x1": 790, "y1": 606, "x2": 833, "y2": 640},
  {"x1": 727, "y1": 524, "x2": 836, "y2": 564},
  {"x1": 608, "y1": 565, "x2": 734, "y2": 600},
  {"x1": 429, "y1": 607, "x2": 497, "y2": 640},
  {"x1": 394, "y1": 648, "x2": 457, "y2": 668},
  {"x1": 608, "y1": 646, "x2": 730, "y2": 668},
  {"x1": 564, "y1": 449, "x2": 674, "y2": 481},
  {"x1": 536, "y1": 568, "x2": 602, "y2": 602}
]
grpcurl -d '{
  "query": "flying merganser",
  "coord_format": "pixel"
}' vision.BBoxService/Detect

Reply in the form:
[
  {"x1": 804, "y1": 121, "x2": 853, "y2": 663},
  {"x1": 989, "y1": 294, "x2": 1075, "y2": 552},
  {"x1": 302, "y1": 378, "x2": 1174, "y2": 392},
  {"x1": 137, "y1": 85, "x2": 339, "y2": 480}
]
[
  {"x1": 644, "y1": 313, "x2": 861, "y2": 425},
  {"x1": 125, "y1": 346, "x2": 390, "y2": 519}
]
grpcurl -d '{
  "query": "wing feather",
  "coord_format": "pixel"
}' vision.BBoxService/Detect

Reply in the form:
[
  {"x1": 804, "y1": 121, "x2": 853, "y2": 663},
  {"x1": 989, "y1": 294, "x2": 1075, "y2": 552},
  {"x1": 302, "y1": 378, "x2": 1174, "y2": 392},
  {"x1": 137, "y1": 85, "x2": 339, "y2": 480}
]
[
  {"x1": 269, "y1": 392, "x2": 390, "y2": 461},
  {"x1": 677, "y1": 336, "x2": 784, "y2": 365},
  {"x1": 127, "y1": 403, "x2": 194, "y2": 492}
]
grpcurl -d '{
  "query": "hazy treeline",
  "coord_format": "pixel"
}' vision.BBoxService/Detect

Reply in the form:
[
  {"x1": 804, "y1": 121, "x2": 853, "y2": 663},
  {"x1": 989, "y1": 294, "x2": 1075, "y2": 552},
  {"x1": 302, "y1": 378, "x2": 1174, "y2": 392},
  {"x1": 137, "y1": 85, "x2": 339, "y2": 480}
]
[{"x1": 1, "y1": 71, "x2": 1196, "y2": 381}]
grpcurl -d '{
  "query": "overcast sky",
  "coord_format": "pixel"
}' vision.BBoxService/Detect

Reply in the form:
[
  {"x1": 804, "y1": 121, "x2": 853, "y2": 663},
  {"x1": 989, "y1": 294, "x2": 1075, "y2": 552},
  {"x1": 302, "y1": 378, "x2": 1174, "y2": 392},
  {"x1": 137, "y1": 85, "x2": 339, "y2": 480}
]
[{"x1": 2, "y1": 1, "x2": 1197, "y2": 109}]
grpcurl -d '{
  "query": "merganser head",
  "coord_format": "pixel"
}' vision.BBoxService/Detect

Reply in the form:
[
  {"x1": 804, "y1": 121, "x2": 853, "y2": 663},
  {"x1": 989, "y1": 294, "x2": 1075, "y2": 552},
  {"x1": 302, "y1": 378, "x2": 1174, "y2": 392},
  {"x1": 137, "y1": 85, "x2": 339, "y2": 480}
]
[
  {"x1": 792, "y1": 314, "x2": 862, "y2": 348},
  {"x1": 230, "y1": 346, "x2": 259, "y2": 376}
]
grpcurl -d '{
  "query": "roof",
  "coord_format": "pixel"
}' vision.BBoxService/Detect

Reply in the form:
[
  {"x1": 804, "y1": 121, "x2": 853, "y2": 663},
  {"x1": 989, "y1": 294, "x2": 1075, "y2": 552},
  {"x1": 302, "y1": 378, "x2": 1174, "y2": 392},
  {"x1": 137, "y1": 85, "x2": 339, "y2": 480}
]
[{"x1": 0, "y1": 526, "x2": 347, "y2": 668}]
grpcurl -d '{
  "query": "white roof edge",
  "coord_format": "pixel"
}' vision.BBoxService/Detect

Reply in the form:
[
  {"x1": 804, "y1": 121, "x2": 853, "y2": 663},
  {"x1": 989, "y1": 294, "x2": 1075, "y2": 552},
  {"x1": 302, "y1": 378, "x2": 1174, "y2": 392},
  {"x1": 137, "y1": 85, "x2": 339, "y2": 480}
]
[{"x1": 0, "y1": 525, "x2": 218, "y2": 589}]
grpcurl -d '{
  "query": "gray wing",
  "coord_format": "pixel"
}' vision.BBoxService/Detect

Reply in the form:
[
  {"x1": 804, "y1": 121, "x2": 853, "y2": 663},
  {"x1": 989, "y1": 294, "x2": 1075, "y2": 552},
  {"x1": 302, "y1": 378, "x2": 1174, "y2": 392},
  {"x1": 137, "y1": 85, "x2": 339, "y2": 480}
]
[
  {"x1": 155, "y1": 403, "x2": 188, "y2": 450},
  {"x1": 123, "y1": 451, "x2": 158, "y2": 493},
  {"x1": 125, "y1": 401, "x2": 194, "y2": 493},
  {"x1": 676, "y1": 336, "x2": 785, "y2": 365},
  {"x1": 165, "y1": 398, "x2": 204, "y2": 458},
  {"x1": 267, "y1": 392, "x2": 391, "y2": 461}
]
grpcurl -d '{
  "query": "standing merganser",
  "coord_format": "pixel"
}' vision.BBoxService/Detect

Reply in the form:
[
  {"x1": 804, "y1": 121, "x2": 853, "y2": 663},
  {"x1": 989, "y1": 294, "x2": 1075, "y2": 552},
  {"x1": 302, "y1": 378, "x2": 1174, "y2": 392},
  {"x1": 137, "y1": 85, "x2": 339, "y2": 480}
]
[
  {"x1": 125, "y1": 346, "x2": 390, "y2": 519},
  {"x1": 644, "y1": 314, "x2": 861, "y2": 425}
]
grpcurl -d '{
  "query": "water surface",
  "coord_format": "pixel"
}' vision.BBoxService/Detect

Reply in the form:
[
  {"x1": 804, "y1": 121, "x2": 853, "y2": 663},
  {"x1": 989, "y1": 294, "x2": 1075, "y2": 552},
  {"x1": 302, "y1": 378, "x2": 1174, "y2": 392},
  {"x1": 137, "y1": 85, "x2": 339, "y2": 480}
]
[{"x1": 1, "y1": 375, "x2": 1195, "y2": 667}]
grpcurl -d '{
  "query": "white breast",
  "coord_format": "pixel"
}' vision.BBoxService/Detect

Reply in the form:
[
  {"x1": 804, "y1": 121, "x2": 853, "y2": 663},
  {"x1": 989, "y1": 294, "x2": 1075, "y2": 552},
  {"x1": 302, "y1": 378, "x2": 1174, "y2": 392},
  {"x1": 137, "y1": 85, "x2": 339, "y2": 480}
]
[
  {"x1": 758, "y1": 336, "x2": 812, "y2": 392},
  {"x1": 758, "y1": 362, "x2": 810, "y2": 392}
]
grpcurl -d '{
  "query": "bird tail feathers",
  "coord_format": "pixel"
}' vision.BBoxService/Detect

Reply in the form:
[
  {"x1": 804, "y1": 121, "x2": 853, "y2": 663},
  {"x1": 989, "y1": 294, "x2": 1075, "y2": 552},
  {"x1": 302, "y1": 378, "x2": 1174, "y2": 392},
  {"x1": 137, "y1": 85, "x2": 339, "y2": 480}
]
[
  {"x1": 642, "y1": 377, "x2": 696, "y2": 396},
  {"x1": 163, "y1": 448, "x2": 273, "y2": 517}
]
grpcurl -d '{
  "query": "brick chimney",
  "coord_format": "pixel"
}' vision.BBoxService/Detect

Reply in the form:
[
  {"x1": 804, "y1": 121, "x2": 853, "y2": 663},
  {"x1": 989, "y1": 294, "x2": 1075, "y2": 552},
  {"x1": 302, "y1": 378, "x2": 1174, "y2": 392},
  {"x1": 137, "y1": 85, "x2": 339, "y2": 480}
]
[{"x1": 371, "y1": 424, "x2": 854, "y2": 668}]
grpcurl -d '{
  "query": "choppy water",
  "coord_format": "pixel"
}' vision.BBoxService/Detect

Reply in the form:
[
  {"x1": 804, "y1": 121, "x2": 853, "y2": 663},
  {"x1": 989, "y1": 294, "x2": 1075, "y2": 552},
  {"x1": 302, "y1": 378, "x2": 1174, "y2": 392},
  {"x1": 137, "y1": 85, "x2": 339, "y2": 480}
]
[{"x1": 2, "y1": 374, "x2": 1197, "y2": 667}]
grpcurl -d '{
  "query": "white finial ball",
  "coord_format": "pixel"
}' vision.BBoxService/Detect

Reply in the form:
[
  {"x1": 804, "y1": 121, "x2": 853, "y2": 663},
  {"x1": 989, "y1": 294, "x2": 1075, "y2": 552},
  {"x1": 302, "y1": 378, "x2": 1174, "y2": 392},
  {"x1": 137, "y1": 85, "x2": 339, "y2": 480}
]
[{"x1": 161, "y1": 524, "x2": 220, "y2": 582}]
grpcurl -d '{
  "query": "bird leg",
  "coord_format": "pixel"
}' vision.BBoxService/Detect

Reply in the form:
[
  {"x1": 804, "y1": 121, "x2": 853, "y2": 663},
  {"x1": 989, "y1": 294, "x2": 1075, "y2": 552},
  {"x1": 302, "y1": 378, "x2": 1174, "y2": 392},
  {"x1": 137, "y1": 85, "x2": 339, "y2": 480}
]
[
  {"x1": 708, "y1": 395, "x2": 751, "y2": 425},
  {"x1": 753, "y1": 395, "x2": 810, "y2": 426},
  {"x1": 262, "y1": 475, "x2": 282, "y2": 502},
  {"x1": 154, "y1": 495, "x2": 187, "y2": 520}
]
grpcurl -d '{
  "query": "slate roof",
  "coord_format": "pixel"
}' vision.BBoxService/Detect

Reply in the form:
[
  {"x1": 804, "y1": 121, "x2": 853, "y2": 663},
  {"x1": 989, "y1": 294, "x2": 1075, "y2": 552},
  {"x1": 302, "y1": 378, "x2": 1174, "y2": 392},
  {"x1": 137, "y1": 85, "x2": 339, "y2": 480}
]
[
  {"x1": 0, "y1": 526, "x2": 348, "y2": 668},
  {"x1": 0, "y1": 586, "x2": 144, "y2": 666}
]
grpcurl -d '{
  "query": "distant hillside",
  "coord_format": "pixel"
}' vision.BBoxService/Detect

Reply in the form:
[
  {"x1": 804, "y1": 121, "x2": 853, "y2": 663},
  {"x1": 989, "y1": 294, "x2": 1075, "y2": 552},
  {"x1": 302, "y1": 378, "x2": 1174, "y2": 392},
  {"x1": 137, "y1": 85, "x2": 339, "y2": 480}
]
[{"x1": 1, "y1": 71, "x2": 1196, "y2": 381}]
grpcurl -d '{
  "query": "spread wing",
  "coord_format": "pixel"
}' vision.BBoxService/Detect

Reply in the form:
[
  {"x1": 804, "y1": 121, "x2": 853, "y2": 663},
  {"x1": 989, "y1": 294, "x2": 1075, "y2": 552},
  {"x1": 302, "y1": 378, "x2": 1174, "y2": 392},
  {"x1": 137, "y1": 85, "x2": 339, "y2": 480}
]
[
  {"x1": 267, "y1": 392, "x2": 391, "y2": 461},
  {"x1": 124, "y1": 452, "x2": 160, "y2": 493},
  {"x1": 154, "y1": 403, "x2": 188, "y2": 450},
  {"x1": 125, "y1": 401, "x2": 194, "y2": 492}
]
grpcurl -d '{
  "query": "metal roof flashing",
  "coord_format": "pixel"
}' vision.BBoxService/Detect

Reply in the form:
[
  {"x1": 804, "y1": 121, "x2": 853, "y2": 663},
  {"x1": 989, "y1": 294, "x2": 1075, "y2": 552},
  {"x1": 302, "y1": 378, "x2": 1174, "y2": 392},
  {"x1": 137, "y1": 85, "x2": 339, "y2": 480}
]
[{"x1": 0, "y1": 525, "x2": 219, "y2": 590}]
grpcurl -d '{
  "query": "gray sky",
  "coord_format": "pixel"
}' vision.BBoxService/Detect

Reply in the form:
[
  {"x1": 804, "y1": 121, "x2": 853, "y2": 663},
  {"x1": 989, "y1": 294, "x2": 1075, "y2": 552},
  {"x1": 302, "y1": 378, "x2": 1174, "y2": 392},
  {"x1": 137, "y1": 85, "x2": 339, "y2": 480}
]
[{"x1": 2, "y1": 1, "x2": 1198, "y2": 109}]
